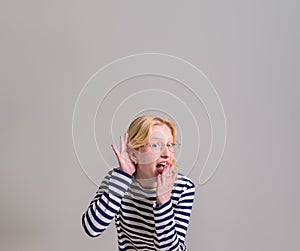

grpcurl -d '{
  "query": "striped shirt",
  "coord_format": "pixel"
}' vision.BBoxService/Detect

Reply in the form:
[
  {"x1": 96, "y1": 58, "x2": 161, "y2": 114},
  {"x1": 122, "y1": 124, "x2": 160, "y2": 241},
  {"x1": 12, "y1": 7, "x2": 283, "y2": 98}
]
[{"x1": 82, "y1": 168, "x2": 195, "y2": 250}]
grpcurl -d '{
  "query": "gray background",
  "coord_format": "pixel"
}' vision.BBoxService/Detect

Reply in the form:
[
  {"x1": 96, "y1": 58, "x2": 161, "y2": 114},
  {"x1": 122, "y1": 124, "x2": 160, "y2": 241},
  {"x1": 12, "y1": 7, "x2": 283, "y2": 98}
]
[{"x1": 1, "y1": 1, "x2": 299, "y2": 250}]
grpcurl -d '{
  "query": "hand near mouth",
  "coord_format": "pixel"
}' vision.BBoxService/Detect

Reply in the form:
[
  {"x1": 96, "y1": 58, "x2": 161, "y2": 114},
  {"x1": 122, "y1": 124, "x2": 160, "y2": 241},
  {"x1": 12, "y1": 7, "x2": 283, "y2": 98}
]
[
  {"x1": 156, "y1": 166, "x2": 177, "y2": 206},
  {"x1": 156, "y1": 161, "x2": 172, "y2": 175}
]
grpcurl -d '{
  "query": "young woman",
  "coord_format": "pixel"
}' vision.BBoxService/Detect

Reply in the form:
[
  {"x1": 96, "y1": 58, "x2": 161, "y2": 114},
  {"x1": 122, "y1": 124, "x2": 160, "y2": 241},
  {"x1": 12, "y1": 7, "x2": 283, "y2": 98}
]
[{"x1": 82, "y1": 115, "x2": 195, "y2": 250}]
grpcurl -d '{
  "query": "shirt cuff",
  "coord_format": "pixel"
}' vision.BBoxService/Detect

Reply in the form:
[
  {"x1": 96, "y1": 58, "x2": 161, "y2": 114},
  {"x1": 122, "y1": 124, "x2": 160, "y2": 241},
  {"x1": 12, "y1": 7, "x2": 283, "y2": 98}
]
[{"x1": 153, "y1": 199, "x2": 172, "y2": 212}]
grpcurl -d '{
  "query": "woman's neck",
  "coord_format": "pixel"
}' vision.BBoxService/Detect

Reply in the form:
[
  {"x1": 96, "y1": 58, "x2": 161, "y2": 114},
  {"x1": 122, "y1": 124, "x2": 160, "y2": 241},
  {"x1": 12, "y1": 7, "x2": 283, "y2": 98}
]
[{"x1": 134, "y1": 170, "x2": 157, "y2": 189}]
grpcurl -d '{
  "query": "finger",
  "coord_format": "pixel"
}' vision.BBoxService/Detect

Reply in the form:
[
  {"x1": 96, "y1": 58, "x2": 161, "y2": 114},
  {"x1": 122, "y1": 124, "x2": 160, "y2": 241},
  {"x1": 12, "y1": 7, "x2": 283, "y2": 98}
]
[
  {"x1": 126, "y1": 133, "x2": 132, "y2": 150},
  {"x1": 173, "y1": 171, "x2": 178, "y2": 181},
  {"x1": 125, "y1": 132, "x2": 128, "y2": 146},
  {"x1": 157, "y1": 174, "x2": 162, "y2": 187},
  {"x1": 161, "y1": 167, "x2": 169, "y2": 183},
  {"x1": 120, "y1": 135, "x2": 125, "y2": 153},
  {"x1": 111, "y1": 144, "x2": 121, "y2": 160},
  {"x1": 161, "y1": 166, "x2": 167, "y2": 176},
  {"x1": 124, "y1": 133, "x2": 130, "y2": 154},
  {"x1": 122, "y1": 133, "x2": 129, "y2": 153},
  {"x1": 165, "y1": 166, "x2": 171, "y2": 178}
]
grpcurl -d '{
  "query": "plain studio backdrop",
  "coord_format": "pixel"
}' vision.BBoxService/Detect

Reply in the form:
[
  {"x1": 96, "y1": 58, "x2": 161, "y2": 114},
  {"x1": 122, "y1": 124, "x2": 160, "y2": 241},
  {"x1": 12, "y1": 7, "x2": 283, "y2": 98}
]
[{"x1": 1, "y1": 1, "x2": 299, "y2": 250}]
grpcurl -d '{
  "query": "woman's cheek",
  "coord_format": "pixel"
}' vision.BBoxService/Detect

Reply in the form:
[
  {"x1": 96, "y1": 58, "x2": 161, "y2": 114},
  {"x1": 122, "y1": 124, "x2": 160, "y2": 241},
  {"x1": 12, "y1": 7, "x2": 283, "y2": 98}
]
[{"x1": 137, "y1": 151, "x2": 159, "y2": 165}]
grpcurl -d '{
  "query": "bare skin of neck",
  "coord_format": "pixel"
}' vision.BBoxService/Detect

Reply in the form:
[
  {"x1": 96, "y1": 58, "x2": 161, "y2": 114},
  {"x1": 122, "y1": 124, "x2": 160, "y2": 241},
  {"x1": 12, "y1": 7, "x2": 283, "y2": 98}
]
[{"x1": 134, "y1": 170, "x2": 157, "y2": 189}]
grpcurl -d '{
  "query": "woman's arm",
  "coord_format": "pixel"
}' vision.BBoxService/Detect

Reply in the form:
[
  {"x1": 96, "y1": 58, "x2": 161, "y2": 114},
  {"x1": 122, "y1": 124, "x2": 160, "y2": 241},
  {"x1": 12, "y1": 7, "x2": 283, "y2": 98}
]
[
  {"x1": 81, "y1": 168, "x2": 133, "y2": 237},
  {"x1": 82, "y1": 133, "x2": 136, "y2": 237},
  {"x1": 153, "y1": 177, "x2": 195, "y2": 250}
]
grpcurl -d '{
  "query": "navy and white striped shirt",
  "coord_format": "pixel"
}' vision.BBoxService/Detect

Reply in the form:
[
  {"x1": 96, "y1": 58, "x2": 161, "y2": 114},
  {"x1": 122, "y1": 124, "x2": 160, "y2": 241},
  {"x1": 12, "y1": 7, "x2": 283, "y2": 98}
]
[{"x1": 82, "y1": 168, "x2": 195, "y2": 250}]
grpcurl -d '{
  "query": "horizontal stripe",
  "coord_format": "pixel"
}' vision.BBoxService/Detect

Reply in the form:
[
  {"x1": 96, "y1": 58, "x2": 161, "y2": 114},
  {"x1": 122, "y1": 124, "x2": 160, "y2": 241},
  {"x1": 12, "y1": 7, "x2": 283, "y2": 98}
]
[{"x1": 82, "y1": 170, "x2": 195, "y2": 250}]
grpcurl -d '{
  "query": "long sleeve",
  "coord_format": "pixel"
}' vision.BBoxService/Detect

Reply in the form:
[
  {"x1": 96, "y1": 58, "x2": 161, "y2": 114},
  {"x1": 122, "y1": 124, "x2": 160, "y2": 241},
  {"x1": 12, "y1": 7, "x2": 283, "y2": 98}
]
[
  {"x1": 81, "y1": 168, "x2": 134, "y2": 237},
  {"x1": 153, "y1": 178, "x2": 195, "y2": 250}
]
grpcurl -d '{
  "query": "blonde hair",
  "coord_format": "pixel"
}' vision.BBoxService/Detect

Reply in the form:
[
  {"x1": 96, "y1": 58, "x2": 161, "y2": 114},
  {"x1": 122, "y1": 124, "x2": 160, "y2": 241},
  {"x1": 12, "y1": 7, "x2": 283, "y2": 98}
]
[{"x1": 127, "y1": 115, "x2": 178, "y2": 166}]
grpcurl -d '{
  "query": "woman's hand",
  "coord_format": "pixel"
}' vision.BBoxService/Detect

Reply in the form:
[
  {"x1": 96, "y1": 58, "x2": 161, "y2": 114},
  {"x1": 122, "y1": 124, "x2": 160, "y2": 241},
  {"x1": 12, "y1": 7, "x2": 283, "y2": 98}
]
[
  {"x1": 111, "y1": 133, "x2": 136, "y2": 176},
  {"x1": 156, "y1": 167, "x2": 177, "y2": 206}
]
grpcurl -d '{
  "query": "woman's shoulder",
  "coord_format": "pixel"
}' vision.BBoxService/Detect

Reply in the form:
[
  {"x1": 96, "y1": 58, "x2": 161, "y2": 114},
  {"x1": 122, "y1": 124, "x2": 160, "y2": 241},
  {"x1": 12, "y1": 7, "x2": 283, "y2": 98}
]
[
  {"x1": 98, "y1": 167, "x2": 128, "y2": 184},
  {"x1": 174, "y1": 173, "x2": 195, "y2": 191}
]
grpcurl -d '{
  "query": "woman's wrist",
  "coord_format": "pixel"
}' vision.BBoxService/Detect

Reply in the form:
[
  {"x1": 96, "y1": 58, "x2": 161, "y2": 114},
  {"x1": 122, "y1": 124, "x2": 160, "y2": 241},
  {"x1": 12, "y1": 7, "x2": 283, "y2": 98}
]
[
  {"x1": 156, "y1": 196, "x2": 170, "y2": 206},
  {"x1": 156, "y1": 198, "x2": 171, "y2": 207},
  {"x1": 120, "y1": 167, "x2": 135, "y2": 176}
]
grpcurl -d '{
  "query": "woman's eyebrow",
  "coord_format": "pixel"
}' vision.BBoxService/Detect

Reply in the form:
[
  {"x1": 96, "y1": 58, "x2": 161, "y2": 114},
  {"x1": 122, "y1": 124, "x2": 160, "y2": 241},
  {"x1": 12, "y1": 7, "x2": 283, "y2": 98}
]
[{"x1": 151, "y1": 136, "x2": 173, "y2": 140}]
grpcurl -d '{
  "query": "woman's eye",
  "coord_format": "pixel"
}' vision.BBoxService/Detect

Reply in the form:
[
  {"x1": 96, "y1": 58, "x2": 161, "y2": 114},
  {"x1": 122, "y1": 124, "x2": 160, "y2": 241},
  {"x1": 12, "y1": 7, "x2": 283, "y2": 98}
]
[
  {"x1": 151, "y1": 142, "x2": 160, "y2": 148},
  {"x1": 167, "y1": 143, "x2": 174, "y2": 147}
]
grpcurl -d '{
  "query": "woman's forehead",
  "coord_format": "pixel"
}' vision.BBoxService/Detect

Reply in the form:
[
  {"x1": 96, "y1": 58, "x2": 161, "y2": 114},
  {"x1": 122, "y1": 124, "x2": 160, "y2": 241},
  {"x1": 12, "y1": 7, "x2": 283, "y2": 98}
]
[{"x1": 150, "y1": 124, "x2": 173, "y2": 140}]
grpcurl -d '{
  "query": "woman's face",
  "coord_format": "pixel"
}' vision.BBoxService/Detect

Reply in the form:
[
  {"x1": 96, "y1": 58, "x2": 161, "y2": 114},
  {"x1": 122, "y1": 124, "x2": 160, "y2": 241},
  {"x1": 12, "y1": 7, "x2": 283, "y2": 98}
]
[{"x1": 135, "y1": 123, "x2": 175, "y2": 178}]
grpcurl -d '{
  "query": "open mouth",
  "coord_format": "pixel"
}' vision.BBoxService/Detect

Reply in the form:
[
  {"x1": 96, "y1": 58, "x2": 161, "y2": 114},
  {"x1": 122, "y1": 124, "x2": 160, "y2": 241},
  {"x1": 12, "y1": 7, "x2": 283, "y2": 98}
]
[{"x1": 156, "y1": 161, "x2": 172, "y2": 174}]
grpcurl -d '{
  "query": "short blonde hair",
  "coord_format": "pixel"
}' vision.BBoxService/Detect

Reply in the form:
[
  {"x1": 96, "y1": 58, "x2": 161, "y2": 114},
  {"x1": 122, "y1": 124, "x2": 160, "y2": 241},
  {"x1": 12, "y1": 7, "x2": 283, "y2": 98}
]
[{"x1": 127, "y1": 115, "x2": 177, "y2": 165}]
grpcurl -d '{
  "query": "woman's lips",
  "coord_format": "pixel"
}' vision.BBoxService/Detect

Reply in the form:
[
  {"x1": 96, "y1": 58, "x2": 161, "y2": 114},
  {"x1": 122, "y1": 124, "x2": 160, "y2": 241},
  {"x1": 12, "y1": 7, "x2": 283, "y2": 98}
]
[{"x1": 156, "y1": 161, "x2": 172, "y2": 174}]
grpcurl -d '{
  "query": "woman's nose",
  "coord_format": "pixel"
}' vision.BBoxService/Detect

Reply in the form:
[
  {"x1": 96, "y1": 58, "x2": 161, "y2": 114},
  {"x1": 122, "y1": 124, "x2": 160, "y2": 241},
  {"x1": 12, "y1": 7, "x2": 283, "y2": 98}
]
[{"x1": 160, "y1": 145, "x2": 171, "y2": 157}]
